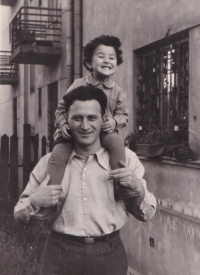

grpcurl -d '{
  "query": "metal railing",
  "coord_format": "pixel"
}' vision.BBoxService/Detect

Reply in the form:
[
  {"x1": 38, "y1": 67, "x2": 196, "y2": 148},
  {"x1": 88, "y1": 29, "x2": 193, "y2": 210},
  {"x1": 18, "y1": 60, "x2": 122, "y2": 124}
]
[
  {"x1": 136, "y1": 40, "x2": 189, "y2": 136},
  {"x1": 11, "y1": 6, "x2": 61, "y2": 52},
  {"x1": 0, "y1": 51, "x2": 18, "y2": 76}
]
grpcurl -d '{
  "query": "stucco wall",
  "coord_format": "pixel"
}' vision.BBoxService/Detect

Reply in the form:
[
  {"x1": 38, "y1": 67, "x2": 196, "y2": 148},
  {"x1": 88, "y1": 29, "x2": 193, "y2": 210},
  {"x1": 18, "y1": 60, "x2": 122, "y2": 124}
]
[
  {"x1": 122, "y1": 207, "x2": 200, "y2": 275},
  {"x1": 120, "y1": 158, "x2": 200, "y2": 275},
  {"x1": 189, "y1": 26, "x2": 200, "y2": 157},
  {"x1": 82, "y1": 1, "x2": 200, "y2": 274}
]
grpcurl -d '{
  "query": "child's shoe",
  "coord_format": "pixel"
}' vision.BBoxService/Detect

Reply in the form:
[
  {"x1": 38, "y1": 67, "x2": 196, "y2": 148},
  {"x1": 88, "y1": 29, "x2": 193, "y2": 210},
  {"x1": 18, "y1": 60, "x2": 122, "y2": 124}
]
[{"x1": 114, "y1": 179, "x2": 143, "y2": 201}]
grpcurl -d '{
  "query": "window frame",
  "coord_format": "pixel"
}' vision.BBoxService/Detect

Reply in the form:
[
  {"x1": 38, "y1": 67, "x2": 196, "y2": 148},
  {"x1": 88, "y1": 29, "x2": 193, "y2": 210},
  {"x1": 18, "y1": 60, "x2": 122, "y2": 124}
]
[{"x1": 134, "y1": 30, "x2": 189, "y2": 146}]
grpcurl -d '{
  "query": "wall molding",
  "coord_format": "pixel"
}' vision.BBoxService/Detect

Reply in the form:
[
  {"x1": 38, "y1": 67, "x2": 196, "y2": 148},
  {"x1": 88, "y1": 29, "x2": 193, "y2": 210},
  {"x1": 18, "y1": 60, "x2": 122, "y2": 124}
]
[
  {"x1": 139, "y1": 155, "x2": 200, "y2": 170},
  {"x1": 157, "y1": 198, "x2": 200, "y2": 224}
]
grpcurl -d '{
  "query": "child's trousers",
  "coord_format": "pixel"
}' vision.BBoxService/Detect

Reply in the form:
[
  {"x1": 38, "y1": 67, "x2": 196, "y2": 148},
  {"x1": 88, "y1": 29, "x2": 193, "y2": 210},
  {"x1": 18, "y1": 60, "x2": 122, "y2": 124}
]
[{"x1": 47, "y1": 131, "x2": 126, "y2": 186}]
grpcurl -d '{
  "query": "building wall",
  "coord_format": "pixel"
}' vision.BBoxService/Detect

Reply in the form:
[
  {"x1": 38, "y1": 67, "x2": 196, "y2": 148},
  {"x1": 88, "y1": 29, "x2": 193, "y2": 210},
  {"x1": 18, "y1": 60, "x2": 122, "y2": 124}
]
[
  {"x1": 0, "y1": 4, "x2": 17, "y2": 137},
  {"x1": 121, "y1": 157, "x2": 200, "y2": 275},
  {"x1": 1, "y1": 1, "x2": 200, "y2": 274},
  {"x1": 0, "y1": 0, "x2": 73, "y2": 156},
  {"x1": 81, "y1": 1, "x2": 200, "y2": 274},
  {"x1": 82, "y1": 0, "x2": 200, "y2": 142}
]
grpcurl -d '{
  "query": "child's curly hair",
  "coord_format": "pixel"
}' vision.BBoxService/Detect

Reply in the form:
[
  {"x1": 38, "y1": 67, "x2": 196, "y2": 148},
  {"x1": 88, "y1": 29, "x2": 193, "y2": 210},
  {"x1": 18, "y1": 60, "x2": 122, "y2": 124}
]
[{"x1": 83, "y1": 35, "x2": 123, "y2": 72}]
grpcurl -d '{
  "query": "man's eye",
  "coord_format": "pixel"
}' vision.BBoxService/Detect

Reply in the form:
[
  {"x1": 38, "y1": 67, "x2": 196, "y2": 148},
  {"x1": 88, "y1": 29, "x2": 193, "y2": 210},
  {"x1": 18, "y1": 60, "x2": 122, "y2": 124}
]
[
  {"x1": 73, "y1": 117, "x2": 82, "y2": 121},
  {"x1": 89, "y1": 117, "x2": 96, "y2": 121}
]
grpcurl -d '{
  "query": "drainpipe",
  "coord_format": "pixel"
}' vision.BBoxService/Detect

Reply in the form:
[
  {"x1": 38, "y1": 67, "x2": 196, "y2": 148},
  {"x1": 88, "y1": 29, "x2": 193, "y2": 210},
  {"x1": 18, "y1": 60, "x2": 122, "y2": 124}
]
[
  {"x1": 23, "y1": 65, "x2": 29, "y2": 124},
  {"x1": 65, "y1": 0, "x2": 73, "y2": 89},
  {"x1": 73, "y1": 0, "x2": 82, "y2": 80}
]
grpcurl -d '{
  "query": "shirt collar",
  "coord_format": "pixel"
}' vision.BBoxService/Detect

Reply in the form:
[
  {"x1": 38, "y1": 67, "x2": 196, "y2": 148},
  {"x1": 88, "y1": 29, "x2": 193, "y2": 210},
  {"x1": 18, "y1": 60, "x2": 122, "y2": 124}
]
[
  {"x1": 86, "y1": 74, "x2": 115, "y2": 89},
  {"x1": 68, "y1": 147, "x2": 109, "y2": 171},
  {"x1": 95, "y1": 147, "x2": 109, "y2": 170}
]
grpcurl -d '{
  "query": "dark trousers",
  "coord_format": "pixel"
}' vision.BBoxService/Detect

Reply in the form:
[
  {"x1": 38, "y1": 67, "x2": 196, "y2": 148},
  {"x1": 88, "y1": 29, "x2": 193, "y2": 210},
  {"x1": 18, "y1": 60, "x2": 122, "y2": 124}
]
[{"x1": 39, "y1": 231, "x2": 128, "y2": 275}]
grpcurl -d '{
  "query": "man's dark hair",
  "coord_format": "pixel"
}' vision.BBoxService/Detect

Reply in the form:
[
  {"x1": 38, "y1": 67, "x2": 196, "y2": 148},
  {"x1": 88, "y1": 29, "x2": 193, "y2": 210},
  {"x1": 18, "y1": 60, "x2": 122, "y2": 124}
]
[
  {"x1": 83, "y1": 35, "x2": 123, "y2": 72},
  {"x1": 63, "y1": 85, "x2": 107, "y2": 115}
]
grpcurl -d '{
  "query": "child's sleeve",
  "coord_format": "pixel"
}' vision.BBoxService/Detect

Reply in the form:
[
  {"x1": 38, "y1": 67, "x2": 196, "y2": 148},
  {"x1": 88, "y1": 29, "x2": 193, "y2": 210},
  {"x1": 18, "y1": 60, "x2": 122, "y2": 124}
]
[
  {"x1": 55, "y1": 80, "x2": 79, "y2": 130},
  {"x1": 113, "y1": 89, "x2": 128, "y2": 129}
]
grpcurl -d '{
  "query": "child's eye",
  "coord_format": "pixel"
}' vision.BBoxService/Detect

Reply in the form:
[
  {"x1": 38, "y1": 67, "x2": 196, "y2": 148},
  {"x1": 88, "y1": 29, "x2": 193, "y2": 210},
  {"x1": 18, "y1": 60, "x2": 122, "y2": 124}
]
[{"x1": 97, "y1": 55, "x2": 104, "y2": 58}]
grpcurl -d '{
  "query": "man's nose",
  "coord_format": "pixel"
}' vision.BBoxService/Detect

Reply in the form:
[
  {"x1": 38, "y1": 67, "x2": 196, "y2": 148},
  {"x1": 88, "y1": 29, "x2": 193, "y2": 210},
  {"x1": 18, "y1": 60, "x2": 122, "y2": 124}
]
[{"x1": 81, "y1": 118, "x2": 89, "y2": 130}]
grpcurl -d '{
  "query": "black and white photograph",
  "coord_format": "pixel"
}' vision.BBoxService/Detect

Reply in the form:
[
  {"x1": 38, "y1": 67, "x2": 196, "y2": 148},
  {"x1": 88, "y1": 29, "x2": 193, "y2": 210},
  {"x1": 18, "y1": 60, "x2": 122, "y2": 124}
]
[{"x1": 0, "y1": 1, "x2": 200, "y2": 274}]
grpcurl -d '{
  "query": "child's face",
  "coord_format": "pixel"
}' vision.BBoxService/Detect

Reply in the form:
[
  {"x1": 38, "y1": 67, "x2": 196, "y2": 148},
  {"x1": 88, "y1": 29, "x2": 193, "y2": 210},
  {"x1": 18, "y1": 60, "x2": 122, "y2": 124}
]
[{"x1": 89, "y1": 44, "x2": 117, "y2": 81}]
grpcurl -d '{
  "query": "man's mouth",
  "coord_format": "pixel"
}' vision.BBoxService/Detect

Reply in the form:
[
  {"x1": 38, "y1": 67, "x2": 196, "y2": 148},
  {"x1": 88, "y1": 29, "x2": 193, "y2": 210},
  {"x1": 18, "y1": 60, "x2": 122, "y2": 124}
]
[{"x1": 79, "y1": 131, "x2": 93, "y2": 137}]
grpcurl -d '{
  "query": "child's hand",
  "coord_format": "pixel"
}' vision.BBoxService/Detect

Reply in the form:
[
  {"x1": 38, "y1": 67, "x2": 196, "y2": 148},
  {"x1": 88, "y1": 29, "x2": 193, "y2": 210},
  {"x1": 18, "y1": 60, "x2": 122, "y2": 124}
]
[
  {"x1": 61, "y1": 124, "x2": 71, "y2": 139},
  {"x1": 101, "y1": 117, "x2": 116, "y2": 133}
]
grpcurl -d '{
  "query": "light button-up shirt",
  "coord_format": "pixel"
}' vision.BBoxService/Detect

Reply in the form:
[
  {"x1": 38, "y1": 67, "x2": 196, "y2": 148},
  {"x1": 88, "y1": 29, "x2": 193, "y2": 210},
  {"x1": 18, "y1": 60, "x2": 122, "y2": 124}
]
[{"x1": 14, "y1": 148, "x2": 156, "y2": 237}]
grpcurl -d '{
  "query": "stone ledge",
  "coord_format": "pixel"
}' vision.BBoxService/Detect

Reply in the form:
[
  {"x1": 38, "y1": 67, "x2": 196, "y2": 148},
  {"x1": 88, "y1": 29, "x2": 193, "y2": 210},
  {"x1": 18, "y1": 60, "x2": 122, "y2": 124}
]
[
  {"x1": 157, "y1": 199, "x2": 200, "y2": 224},
  {"x1": 138, "y1": 155, "x2": 200, "y2": 169}
]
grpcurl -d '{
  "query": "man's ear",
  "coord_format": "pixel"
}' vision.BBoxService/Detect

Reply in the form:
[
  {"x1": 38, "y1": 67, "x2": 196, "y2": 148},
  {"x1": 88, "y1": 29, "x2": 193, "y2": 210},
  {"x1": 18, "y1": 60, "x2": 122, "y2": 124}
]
[
  {"x1": 65, "y1": 121, "x2": 70, "y2": 130},
  {"x1": 65, "y1": 116, "x2": 70, "y2": 130}
]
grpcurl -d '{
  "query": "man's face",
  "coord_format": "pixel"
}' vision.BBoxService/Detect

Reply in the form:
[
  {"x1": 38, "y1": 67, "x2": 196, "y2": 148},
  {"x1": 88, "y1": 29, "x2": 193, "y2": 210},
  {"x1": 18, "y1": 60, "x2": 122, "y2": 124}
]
[{"x1": 67, "y1": 99, "x2": 104, "y2": 149}]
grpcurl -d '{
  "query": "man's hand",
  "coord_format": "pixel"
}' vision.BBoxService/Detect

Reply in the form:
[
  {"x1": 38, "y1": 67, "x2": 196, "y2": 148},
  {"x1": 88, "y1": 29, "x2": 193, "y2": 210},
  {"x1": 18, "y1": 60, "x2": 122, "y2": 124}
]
[
  {"x1": 108, "y1": 161, "x2": 143, "y2": 191},
  {"x1": 101, "y1": 117, "x2": 116, "y2": 133},
  {"x1": 30, "y1": 175, "x2": 63, "y2": 209},
  {"x1": 61, "y1": 123, "x2": 71, "y2": 139}
]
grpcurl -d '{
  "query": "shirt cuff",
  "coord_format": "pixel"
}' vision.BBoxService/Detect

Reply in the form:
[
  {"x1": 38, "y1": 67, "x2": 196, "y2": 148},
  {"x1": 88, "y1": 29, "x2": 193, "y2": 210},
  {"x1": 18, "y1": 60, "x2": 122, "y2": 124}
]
[
  {"x1": 14, "y1": 197, "x2": 36, "y2": 224},
  {"x1": 112, "y1": 117, "x2": 118, "y2": 129}
]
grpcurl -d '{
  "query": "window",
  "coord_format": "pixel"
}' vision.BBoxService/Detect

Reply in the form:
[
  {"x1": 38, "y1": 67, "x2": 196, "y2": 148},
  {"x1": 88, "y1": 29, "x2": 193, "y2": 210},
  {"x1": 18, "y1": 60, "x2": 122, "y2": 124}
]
[
  {"x1": 39, "y1": 0, "x2": 42, "y2": 6},
  {"x1": 38, "y1": 88, "x2": 42, "y2": 117},
  {"x1": 135, "y1": 34, "x2": 189, "y2": 144}
]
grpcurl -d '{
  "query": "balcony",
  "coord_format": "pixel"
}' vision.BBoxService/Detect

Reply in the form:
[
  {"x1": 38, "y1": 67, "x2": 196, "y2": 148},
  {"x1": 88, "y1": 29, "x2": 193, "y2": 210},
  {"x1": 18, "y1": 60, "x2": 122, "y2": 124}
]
[
  {"x1": 10, "y1": 7, "x2": 62, "y2": 65},
  {"x1": 1, "y1": 0, "x2": 16, "y2": 6},
  {"x1": 0, "y1": 51, "x2": 18, "y2": 85}
]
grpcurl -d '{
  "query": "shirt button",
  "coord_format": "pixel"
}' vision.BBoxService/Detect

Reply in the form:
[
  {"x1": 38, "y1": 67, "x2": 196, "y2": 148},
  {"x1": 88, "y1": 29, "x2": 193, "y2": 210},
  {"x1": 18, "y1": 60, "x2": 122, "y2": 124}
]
[
  {"x1": 83, "y1": 182, "x2": 86, "y2": 186},
  {"x1": 83, "y1": 197, "x2": 87, "y2": 201},
  {"x1": 84, "y1": 168, "x2": 87, "y2": 171}
]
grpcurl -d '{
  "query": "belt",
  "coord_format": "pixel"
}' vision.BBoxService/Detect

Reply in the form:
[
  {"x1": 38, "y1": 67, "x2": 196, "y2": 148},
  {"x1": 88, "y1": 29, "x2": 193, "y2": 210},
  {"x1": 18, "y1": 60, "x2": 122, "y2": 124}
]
[{"x1": 52, "y1": 230, "x2": 119, "y2": 245}]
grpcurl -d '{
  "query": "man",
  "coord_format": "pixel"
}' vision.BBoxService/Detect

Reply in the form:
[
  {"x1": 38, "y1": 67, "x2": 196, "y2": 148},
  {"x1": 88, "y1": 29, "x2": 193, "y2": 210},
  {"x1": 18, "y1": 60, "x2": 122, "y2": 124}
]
[{"x1": 14, "y1": 85, "x2": 156, "y2": 275}]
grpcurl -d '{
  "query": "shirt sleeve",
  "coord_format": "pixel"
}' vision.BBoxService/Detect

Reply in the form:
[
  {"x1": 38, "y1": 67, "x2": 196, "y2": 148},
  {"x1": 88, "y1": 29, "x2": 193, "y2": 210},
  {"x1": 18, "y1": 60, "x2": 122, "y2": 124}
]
[
  {"x1": 55, "y1": 79, "x2": 80, "y2": 129},
  {"x1": 125, "y1": 148, "x2": 157, "y2": 221},
  {"x1": 14, "y1": 154, "x2": 50, "y2": 224},
  {"x1": 113, "y1": 88, "x2": 128, "y2": 129}
]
